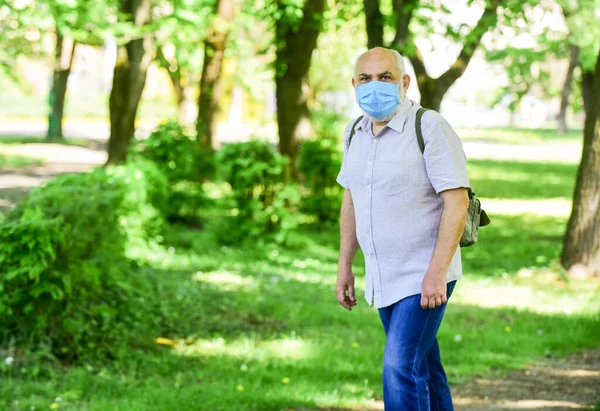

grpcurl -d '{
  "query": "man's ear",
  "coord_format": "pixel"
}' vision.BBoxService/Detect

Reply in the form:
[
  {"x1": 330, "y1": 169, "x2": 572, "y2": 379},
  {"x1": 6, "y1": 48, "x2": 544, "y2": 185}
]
[
  {"x1": 402, "y1": 74, "x2": 411, "y2": 91},
  {"x1": 351, "y1": 77, "x2": 356, "y2": 88}
]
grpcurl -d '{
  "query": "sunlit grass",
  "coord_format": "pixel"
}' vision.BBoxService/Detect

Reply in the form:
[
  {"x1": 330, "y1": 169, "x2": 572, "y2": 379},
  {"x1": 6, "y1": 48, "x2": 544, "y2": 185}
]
[
  {"x1": 458, "y1": 127, "x2": 583, "y2": 145},
  {"x1": 0, "y1": 135, "x2": 90, "y2": 147},
  {"x1": 0, "y1": 152, "x2": 44, "y2": 168}
]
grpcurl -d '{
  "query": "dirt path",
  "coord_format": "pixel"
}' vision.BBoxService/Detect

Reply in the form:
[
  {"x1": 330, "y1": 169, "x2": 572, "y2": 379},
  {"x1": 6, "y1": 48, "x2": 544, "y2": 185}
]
[
  {"x1": 295, "y1": 348, "x2": 600, "y2": 411},
  {"x1": 1, "y1": 143, "x2": 599, "y2": 411},
  {"x1": 0, "y1": 143, "x2": 105, "y2": 211},
  {"x1": 452, "y1": 348, "x2": 600, "y2": 410}
]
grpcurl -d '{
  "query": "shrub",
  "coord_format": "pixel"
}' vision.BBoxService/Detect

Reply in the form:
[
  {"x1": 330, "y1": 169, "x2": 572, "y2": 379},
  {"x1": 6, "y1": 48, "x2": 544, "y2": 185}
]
[
  {"x1": 131, "y1": 120, "x2": 215, "y2": 223},
  {"x1": 216, "y1": 141, "x2": 300, "y2": 244},
  {"x1": 131, "y1": 120, "x2": 214, "y2": 183},
  {"x1": 298, "y1": 113, "x2": 344, "y2": 223},
  {"x1": 0, "y1": 159, "x2": 169, "y2": 362}
]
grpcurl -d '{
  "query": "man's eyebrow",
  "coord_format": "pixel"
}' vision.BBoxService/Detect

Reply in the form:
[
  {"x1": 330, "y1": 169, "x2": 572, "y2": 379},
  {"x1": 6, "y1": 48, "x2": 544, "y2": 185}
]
[
  {"x1": 377, "y1": 71, "x2": 394, "y2": 77},
  {"x1": 358, "y1": 72, "x2": 371, "y2": 77}
]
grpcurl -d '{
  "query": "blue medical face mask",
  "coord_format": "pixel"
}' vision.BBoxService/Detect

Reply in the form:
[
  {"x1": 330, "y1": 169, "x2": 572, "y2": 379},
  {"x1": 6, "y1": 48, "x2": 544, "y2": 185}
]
[{"x1": 356, "y1": 81, "x2": 400, "y2": 119}]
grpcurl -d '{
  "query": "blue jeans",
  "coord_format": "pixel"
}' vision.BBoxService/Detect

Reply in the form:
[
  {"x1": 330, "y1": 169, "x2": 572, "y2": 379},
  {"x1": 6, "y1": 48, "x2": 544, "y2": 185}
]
[{"x1": 378, "y1": 281, "x2": 457, "y2": 411}]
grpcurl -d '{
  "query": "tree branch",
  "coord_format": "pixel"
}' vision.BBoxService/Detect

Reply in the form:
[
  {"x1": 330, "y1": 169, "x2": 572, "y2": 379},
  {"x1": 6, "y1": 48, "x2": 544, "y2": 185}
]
[{"x1": 436, "y1": 0, "x2": 500, "y2": 92}]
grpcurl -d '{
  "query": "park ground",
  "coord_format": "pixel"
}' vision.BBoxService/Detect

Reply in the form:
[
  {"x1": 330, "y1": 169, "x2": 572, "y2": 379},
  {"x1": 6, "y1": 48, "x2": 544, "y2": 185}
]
[{"x1": 0, "y1": 128, "x2": 599, "y2": 410}]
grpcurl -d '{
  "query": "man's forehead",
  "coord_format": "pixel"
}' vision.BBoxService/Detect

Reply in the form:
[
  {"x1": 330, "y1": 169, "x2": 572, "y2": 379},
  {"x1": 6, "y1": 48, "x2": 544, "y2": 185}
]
[{"x1": 356, "y1": 50, "x2": 399, "y2": 74}]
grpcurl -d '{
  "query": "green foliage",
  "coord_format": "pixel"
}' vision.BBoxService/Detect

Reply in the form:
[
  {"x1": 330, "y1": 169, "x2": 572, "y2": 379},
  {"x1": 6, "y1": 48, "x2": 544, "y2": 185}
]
[
  {"x1": 216, "y1": 141, "x2": 300, "y2": 243},
  {"x1": 0, "y1": 159, "x2": 168, "y2": 361},
  {"x1": 132, "y1": 120, "x2": 214, "y2": 183},
  {"x1": 131, "y1": 120, "x2": 215, "y2": 222},
  {"x1": 298, "y1": 112, "x2": 344, "y2": 223}
]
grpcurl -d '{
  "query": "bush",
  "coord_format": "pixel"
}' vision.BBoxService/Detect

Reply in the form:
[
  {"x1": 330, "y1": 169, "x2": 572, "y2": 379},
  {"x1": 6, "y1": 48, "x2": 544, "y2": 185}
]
[
  {"x1": 216, "y1": 141, "x2": 300, "y2": 244},
  {"x1": 0, "y1": 159, "x2": 169, "y2": 362},
  {"x1": 298, "y1": 113, "x2": 344, "y2": 223},
  {"x1": 131, "y1": 120, "x2": 214, "y2": 183},
  {"x1": 131, "y1": 120, "x2": 215, "y2": 223}
]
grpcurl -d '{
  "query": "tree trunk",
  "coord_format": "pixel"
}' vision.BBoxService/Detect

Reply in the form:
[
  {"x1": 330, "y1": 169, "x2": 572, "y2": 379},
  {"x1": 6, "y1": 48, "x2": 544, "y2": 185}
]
[
  {"x1": 558, "y1": 44, "x2": 580, "y2": 134},
  {"x1": 106, "y1": 0, "x2": 153, "y2": 165},
  {"x1": 363, "y1": 0, "x2": 500, "y2": 112},
  {"x1": 561, "y1": 43, "x2": 600, "y2": 277},
  {"x1": 364, "y1": 0, "x2": 384, "y2": 48},
  {"x1": 47, "y1": 29, "x2": 76, "y2": 140},
  {"x1": 196, "y1": 0, "x2": 235, "y2": 149},
  {"x1": 582, "y1": 69, "x2": 594, "y2": 119},
  {"x1": 275, "y1": 0, "x2": 326, "y2": 179}
]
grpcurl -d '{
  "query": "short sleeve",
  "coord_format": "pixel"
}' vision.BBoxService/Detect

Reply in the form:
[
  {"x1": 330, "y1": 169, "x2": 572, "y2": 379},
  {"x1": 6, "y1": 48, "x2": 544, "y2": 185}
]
[
  {"x1": 335, "y1": 119, "x2": 356, "y2": 190},
  {"x1": 421, "y1": 118, "x2": 470, "y2": 194}
]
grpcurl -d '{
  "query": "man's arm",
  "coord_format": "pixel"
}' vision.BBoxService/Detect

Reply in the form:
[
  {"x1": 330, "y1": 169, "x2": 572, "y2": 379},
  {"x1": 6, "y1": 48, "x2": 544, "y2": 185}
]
[
  {"x1": 336, "y1": 189, "x2": 359, "y2": 311},
  {"x1": 421, "y1": 187, "x2": 469, "y2": 309}
]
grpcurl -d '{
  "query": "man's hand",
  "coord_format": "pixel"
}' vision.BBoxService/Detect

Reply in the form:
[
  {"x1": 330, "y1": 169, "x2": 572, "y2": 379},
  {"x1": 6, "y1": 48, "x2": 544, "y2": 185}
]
[
  {"x1": 336, "y1": 269, "x2": 357, "y2": 311},
  {"x1": 421, "y1": 273, "x2": 447, "y2": 310}
]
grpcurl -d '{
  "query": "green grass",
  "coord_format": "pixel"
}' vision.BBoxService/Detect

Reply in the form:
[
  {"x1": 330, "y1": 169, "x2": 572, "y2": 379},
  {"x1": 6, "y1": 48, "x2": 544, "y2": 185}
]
[
  {"x1": 458, "y1": 126, "x2": 583, "y2": 145},
  {"x1": 0, "y1": 135, "x2": 93, "y2": 147},
  {"x1": 0, "y1": 94, "x2": 177, "y2": 120},
  {"x1": 1, "y1": 132, "x2": 599, "y2": 410},
  {"x1": 0, "y1": 152, "x2": 44, "y2": 168},
  {"x1": 469, "y1": 159, "x2": 577, "y2": 200}
]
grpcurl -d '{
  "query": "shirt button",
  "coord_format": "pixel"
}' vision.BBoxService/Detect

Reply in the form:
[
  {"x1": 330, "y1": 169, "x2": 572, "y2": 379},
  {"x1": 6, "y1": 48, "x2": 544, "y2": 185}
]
[
  {"x1": 372, "y1": 138, "x2": 376, "y2": 143},
  {"x1": 368, "y1": 161, "x2": 372, "y2": 166},
  {"x1": 366, "y1": 208, "x2": 369, "y2": 213}
]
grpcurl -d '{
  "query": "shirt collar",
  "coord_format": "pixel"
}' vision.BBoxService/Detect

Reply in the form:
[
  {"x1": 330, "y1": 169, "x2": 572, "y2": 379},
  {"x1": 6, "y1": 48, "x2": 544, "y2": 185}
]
[{"x1": 358, "y1": 98, "x2": 414, "y2": 134}]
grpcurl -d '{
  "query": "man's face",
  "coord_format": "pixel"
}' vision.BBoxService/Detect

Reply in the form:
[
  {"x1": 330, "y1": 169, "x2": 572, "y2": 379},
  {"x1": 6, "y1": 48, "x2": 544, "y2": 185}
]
[{"x1": 352, "y1": 50, "x2": 405, "y2": 90}]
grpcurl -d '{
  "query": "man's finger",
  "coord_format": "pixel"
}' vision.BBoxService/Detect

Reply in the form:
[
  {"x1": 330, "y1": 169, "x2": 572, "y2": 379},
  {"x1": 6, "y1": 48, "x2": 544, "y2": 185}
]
[
  {"x1": 428, "y1": 298, "x2": 436, "y2": 309},
  {"x1": 347, "y1": 285, "x2": 356, "y2": 302},
  {"x1": 421, "y1": 295, "x2": 428, "y2": 310},
  {"x1": 336, "y1": 287, "x2": 347, "y2": 305},
  {"x1": 435, "y1": 296, "x2": 442, "y2": 307},
  {"x1": 441, "y1": 294, "x2": 448, "y2": 305}
]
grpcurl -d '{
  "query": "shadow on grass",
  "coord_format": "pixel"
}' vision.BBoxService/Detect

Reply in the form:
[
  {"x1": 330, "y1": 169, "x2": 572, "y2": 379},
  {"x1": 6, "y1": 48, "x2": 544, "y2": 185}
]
[{"x1": 467, "y1": 159, "x2": 577, "y2": 200}]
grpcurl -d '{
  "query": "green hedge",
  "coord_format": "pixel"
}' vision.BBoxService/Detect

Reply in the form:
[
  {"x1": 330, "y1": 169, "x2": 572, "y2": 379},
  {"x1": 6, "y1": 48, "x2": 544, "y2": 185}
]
[
  {"x1": 130, "y1": 120, "x2": 215, "y2": 223},
  {"x1": 0, "y1": 159, "x2": 168, "y2": 361},
  {"x1": 215, "y1": 141, "x2": 300, "y2": 244}
]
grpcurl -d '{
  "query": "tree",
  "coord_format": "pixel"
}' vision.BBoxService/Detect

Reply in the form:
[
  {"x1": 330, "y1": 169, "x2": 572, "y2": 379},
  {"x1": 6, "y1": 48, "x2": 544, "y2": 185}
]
[
  {"x1": 47, "y1": 27, "x2": 76, "y2": 140},
  {"x1": 558, "y1": 44, "x2": 579, "y2": 134},
  {"x1": 363, "y1": 0, "x2": 505, "y2": 111},
  {"x1": 0, "y1": 1, "x2": 42, "y2": 85},
  {"x1": 153, "y1": 0, "x2": 212, "y2": 127},
  {"x1": 196, "y1": 0, "x2": 236, "y2": 148},
  {"x1": 561, "y1": 41, "x2": 600, "y2": 277},
  {"x1": 274, "y1": 0, "x2": 326, "y2": 177},
  {"x1": 106, "y1": 0, "x2": 154, "y2": 165},
  {"x1": 45, "y1": 0, "x2": 112, "y2": 140}
]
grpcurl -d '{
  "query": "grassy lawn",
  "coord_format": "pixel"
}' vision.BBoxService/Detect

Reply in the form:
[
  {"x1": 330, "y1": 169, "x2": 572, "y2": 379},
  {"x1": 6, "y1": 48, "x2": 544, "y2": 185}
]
[
  {"x1": 0, "y1": 94, "x2": 177, "y2": 120},
  {"x1": 1, "y1": 129, "x2": 599, "y2": 410},
  {"x1": 0, "y1": 135, "x2": 92, "y2": 148},
  {"x1": 457, "y1": 126, "x2": 583, "y2": 145},
  {"x1": 0, "y1": 152, "x2": 44, "y2": 168}
]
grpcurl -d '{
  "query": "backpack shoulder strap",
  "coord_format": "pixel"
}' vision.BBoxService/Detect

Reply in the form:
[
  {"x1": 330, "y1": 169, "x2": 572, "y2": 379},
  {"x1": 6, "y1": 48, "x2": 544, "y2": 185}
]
[
  {"x1": 415, "y1": 107, "x2": 430, "y2": 154},
  {"x1": 347, "y1": 115, "x2": 364, "y2": 148}
]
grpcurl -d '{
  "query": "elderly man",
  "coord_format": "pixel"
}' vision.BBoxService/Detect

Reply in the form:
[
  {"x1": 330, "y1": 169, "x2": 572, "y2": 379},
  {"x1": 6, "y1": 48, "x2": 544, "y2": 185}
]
[{"x1": 335, "y1": 47, "x2": 470, "y2": 410}]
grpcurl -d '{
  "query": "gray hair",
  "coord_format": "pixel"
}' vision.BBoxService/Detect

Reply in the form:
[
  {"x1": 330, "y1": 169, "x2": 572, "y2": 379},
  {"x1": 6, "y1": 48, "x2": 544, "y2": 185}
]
[{"x1": 353, "y1": 47, "x2": 406, "y2": 79}]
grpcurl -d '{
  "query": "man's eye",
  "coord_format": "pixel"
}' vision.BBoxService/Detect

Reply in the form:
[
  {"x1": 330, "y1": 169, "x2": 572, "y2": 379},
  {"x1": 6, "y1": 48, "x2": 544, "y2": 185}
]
[{"x1": 382, "y1": 76, "x2": 390, "y2": 80}]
